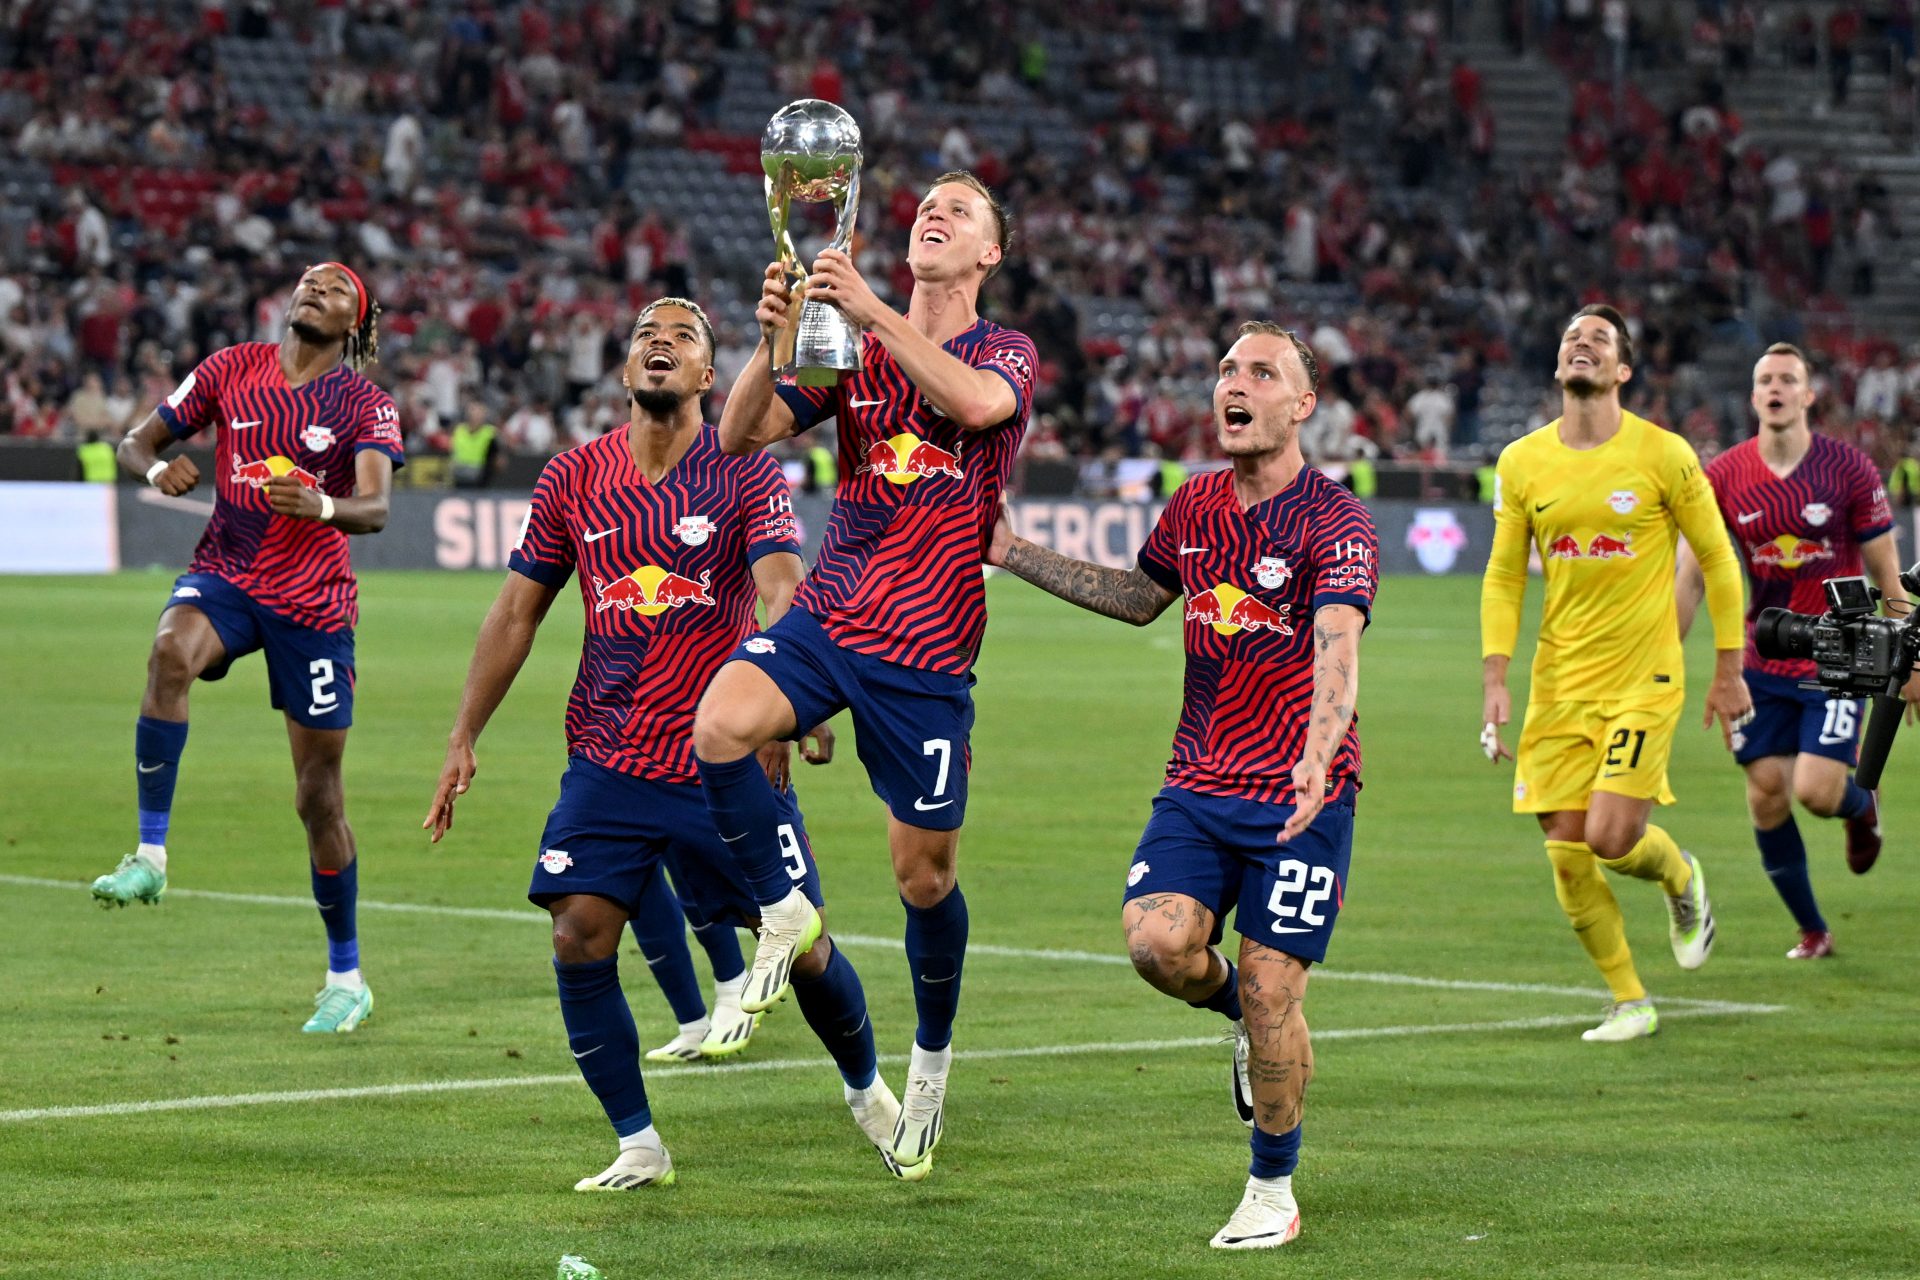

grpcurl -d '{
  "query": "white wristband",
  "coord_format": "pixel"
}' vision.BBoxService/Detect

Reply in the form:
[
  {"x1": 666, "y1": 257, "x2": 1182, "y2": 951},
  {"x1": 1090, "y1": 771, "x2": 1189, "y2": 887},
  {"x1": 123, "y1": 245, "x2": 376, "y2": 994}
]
[
  {"x1": 318, "y1": 493, "x2": 336, "y2": 522},
  {"x1": 145, "y1": 460, "x2": 168, "y2": 486}
]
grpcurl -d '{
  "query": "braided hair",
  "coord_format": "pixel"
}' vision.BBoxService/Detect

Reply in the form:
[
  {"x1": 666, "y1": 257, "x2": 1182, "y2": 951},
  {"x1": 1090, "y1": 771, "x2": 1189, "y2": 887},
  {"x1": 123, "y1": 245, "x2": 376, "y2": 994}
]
[{"x1": 344, "y1": 299, "x2": 381, "y2": 372}]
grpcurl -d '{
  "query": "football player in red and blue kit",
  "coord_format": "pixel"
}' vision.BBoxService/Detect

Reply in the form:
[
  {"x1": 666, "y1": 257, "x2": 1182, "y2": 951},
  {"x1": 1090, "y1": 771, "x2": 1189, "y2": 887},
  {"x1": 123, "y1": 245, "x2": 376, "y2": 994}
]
[
  {"x1": 991, "y1": 322, "x2": 1377, "y2": 1251},
  {"x1": 425, "y1": 299, "x2": 914, "y2": 1191},
  {"x1": 1678, "y1": 342, "x2": 1916, "y2": 959},
  {"x1": 95, "y1": 263, "x2": 403, "y2": 1035},
  {"x1": 692, "y1": 171, "x2": 1038, "y2": 1176}
]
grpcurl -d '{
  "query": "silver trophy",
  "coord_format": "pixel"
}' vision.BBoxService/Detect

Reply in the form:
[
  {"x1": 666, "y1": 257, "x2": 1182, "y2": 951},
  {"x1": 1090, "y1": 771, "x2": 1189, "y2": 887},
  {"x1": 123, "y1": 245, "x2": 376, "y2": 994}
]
[{"x1": 763, "y1": 99, "x2": 864, "y2": 387}]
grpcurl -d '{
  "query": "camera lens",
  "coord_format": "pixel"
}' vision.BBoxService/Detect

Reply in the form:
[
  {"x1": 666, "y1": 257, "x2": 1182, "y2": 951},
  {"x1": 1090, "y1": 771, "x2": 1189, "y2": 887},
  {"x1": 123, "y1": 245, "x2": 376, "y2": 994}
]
[{"x1": 1754, "y1": 608, "x2": 1818, "y2": 660}]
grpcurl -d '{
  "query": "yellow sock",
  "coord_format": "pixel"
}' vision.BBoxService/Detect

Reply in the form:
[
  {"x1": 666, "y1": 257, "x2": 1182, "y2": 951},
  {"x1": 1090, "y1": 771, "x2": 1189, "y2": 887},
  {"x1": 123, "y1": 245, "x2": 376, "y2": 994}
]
[
  {"x1": 1545, "y1": 841, "x2": 1645, "y2": 1003},
  {"x1": 1597, "y1": 824, "x2": 1691, "y2": 897}
]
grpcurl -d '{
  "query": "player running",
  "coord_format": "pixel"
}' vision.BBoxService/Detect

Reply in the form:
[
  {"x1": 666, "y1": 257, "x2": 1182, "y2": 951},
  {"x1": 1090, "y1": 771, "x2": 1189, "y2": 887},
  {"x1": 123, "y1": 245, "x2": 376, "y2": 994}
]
[
  {"x1": 1480, "y1": 305, "x2": 1751, "y2": 1043},
  {"x1": 991, "y1": 322, "x2": 1375, "y2": 1251},
  {"x1": 691, "y1": 171, "x2": 1038, "y2": 1174},
  {"x1": 626, "y1": 866, "x2": 762, "y2": 1064},
  {"x1": 1676, "y1": 342, "x2": 1913, "y2": 960},
  {"x1": 424, "y1": 299, "x2": 915, "y2": 1191},
  {"x1": 93, "y1": 262, "x2": 402, "y2": 1035}
]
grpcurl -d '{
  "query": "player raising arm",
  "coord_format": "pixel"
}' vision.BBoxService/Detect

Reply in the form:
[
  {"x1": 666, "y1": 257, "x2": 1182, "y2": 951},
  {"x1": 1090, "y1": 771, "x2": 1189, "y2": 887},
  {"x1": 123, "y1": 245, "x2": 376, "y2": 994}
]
[
  {"x1": 94, "y1": 262, "x2": 402, "y2": 1035},
  {"x1": 424, "y1": 300, "x2": 913, "y2": 1190},
  {"x1": 1481, "y1": 305, "x2": 1749, "y2": 1043},
  {"x1": 1676, "y1": 342, "x2": 1915, "y2": 959},
  {"x1": 992, "y1": 322, "x2": 1376, "y2": 1252}
]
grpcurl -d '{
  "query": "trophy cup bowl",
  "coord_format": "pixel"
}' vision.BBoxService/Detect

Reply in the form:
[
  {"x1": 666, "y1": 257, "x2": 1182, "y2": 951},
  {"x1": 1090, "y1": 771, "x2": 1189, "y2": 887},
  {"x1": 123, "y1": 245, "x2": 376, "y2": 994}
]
[{"x1": 763, "y1": 99, "x2": 864, "y2": 386}]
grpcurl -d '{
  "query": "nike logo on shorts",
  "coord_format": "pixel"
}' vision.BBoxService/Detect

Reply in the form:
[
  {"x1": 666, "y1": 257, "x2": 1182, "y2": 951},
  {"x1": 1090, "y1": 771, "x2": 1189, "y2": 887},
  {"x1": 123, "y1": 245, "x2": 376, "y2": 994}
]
[{"x1": 913, "y1": 797, "x2": 954, "y2": 812}]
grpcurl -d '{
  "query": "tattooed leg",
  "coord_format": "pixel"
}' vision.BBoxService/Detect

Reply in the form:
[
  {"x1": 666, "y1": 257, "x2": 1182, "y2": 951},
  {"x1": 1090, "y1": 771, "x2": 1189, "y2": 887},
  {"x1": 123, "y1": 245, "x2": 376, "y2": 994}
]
[
  {"x1": 1122, "y1": 893, "x2": 1227, "y2": 1001},
  {"x1": 1237, "y1": 938, "x2": 1313, "y2": 1134}
]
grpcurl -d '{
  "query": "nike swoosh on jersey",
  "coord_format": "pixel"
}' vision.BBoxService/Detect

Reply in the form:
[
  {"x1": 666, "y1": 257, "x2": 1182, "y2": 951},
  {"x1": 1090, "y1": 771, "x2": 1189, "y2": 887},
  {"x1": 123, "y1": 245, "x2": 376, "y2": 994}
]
[
  {"x1": 1179, "y1": 546, "x2": 1208, "y2": 555},
  {"x1": 848, "y1": 398, "x2": 886, "y2": 408},
  {"x1": 582, "y1": 528, "x2": 618, "y2": 543},
  {"x1": 913, "y1": 797, "x2": 954, "y2": 812},
  {"x1": 229, "y1": 420, "x2": 261, "y2": 430},
  {"x1": 1534, "y1": 499, "x2": 1558, "y2": 512},
  {"x1": 1737, "y1": 511, "x2": 1763, "y2": 524}
]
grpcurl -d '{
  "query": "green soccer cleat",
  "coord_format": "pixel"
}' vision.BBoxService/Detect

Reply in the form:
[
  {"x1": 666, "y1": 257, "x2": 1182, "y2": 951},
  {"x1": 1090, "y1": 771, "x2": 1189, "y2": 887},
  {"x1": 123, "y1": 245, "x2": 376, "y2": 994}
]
[
  {"x1": 91, "y1": 852, "x2": 167, "y2": 908},
  {"x1": 740, "y1": 890, "x2": 823, "y2": 1014},
  {"x1": 302, "y1": 983, "x2": 373, "y2": 1034},
  {"x1": 1666, "y1": 851, "x2": 1715, "y2": 970},
  {"x1": 696, "y1": 1002, "x2": 761, "y2": 1060}
]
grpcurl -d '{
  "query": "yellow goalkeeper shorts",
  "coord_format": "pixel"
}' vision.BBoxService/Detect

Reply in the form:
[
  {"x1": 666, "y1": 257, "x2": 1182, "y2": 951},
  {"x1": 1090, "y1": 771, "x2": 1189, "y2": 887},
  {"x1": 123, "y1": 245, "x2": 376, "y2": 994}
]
[{"x1": 1511, "y1": 688, "x2": 1684, "y2": 814}]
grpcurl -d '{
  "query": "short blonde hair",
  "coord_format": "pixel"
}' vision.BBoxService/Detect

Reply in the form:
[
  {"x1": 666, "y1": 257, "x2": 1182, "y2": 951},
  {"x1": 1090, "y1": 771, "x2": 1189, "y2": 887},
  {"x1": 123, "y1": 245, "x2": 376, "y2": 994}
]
[{"x1": 926, "y1": 170, "x2": 1010, "y2": 278}]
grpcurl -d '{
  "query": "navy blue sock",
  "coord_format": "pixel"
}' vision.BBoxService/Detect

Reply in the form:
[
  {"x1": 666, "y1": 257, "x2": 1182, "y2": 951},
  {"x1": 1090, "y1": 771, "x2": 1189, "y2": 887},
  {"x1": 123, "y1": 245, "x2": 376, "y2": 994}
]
[
  {"x1": 1836, "y1": 779, "x2": 1873, "y2": 821},
  {"x1": 629, "y1": 875, "x2": 705, "y2": 1024},
  {"x1": 134, "y1": 716, "x2": 189, "y2": 846},
  {"x1": 554, "y1": 955, "x2": 651, "y2": 1137},
  {"x1": 311, "y1": 860, "x2": 359, "y2": 973},
  {"x1": 1756, "y1": 819, "x2": 1826, "y2": 932},
  {"x1": 903, "y1": 885, "x2": 969, "y2": 1051},
  {"x1": 793, "y1": 943, "x2": 879, "y2": 1089},
  {"x1": 695, "y1": 753, "x2": 796, "y2": 906},
  {"x1": 691, "y1": 919, "x2": 746, "y2": 983},
  {"x1": 1250, "y1": 1123, "x2": 1303, "y2": 1179},
  {"x1": 1189, "y1": 957, "x2": 1243, "y2": 1021}
]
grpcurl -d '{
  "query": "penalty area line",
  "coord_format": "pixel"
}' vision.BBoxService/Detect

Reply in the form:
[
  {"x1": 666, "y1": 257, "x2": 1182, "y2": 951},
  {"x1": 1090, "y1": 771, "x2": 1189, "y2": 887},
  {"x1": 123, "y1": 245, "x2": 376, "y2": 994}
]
[{"x1": 0, "y1": 1006, "x2": 1782, "y2": 1125}]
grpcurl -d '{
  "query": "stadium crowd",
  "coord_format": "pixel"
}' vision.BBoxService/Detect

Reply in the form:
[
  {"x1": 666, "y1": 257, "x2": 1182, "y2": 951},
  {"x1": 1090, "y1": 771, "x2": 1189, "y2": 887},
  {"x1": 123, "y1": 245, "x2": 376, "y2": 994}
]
[{"x1": 3, "y1": 0, "x2": 1917, "y2": 485}]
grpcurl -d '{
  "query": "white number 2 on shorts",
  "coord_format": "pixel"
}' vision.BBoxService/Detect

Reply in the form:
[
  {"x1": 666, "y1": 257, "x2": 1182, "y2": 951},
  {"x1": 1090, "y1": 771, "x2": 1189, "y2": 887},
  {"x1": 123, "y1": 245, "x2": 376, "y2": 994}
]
[{"x1": 1268, "y1": 859, "x2": 1336, "y2": 930}]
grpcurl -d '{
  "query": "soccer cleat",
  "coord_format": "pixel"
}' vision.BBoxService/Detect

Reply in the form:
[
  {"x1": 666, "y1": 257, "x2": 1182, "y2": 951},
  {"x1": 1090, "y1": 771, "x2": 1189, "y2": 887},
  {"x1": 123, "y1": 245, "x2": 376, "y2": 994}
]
[
  {"x1": 1209, "y1": 1179, "x2": 1302, "y2": 1250},
  {"x1": 574, "y1": 1144, "x2": 675, "y2": 1191},
  {"x1": 644, "y1": 1021, "x2": 709, "y2": 1063},
  {"x1": 1844, "y1": 791, "x2": 1881, "y2": 874},
  {"x1": 1230, "y1": 1022, "x2": 1254, "y2": 1128},
  {"x1": 1665, "y1": 851, "x2": 1715, "y2": 970},
  {"x1": 302, "y1": 983, "x2": 373, "y2": 1034},
  {"x1": 91, "y1": 852, "x2": 167, "y2": 908},
  {"x1": 891, "y1": 1061, "x2": 947, "y2": 1169},
  {"x1": 1786, "y1": 929, "x2": 1835, "y2": 960},
  {"x1": 1580, "y1": 998, "x2": 1658, "y2": 1042},
  {"x1": 849, "y1": 1080, "x2": 931, "y2": 1182},
  {"x1": 696, "y1": 1003, "x2": 760, "y2": 1060},
  {"x1": 740, "y1": 890, "x2": 822, "y2": 1014}
]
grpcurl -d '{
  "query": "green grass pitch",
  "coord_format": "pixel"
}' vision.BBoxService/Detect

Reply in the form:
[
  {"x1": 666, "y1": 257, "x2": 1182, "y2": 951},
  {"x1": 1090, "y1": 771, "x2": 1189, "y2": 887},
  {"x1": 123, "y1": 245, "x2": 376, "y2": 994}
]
[{"x1": 1, "y1": 570, "x2": 1916, "y2": 1278}]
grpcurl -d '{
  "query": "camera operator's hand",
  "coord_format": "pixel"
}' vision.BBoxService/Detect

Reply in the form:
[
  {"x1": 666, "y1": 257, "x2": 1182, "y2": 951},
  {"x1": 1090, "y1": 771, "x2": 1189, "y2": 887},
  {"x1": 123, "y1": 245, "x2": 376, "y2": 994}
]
[{"x1": 1703, "y1": 652, "x2": 1753, "y2": 750}]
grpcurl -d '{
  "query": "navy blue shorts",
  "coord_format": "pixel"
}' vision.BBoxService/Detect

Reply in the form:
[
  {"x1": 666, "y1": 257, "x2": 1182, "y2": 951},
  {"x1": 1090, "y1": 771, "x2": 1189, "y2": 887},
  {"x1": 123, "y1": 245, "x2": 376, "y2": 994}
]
[
  {"x1": 529, "y1": 755, "x2": 824, "y2": 923},
  {"x1": 726, "y1": 608, "x2": 975, "y2": 831},
  {"x1": 1124, "y1": 786, "x2": 1355, "y2": 963},
  {"x1": 164, "y1": 572, "x2": 355, "y2": 730},
  {"x1": 1733, "y1": 669, "x2": 1862, "y2": 767}
]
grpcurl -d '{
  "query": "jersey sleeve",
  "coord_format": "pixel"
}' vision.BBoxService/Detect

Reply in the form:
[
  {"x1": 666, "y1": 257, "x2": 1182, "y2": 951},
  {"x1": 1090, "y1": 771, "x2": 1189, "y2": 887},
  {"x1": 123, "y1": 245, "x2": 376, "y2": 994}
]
[
  {"x1": 1847, "y1": 448, "x2": 1893, "y2": 542},
  {"x1": 1136, "y1": 485, "x2": 1185, "y2": 592},
  {"x1": 1702, "y1": 452, "x2": 1735, "y2": 525},
  {"x1": 740, "y1": 452, "x2": 803, "y2": 564},
  {"x1": 1480, "y1": 444, "x2": 1531, "y2": 659},
  {"x1": 507, "y1": 457, "x2": 575, "y2": 587},
  {"x1": 975, "y1": 328, "x2": 1039, "y2": 428},
  {"x1": 773, "y1": 379, "x2": 841, "y2": 435},
  {"x1": 351, "y1": 386, "x2": 407, "y2": 468},
  {"x1": 1310, "y1": 493, "x2": 1379, "y2": 620},
  {"x1": 155, "y1": 351, "x2": 225, "y2": 440},
  {"x1": 1666, "y1": 438, "x2": 1744, "y2": 650}
]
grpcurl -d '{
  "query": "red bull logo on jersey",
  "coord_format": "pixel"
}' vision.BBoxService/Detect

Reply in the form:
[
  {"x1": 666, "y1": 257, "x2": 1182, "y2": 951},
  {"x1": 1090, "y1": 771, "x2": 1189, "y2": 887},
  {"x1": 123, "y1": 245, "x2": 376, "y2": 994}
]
[
  {"x1": 1749, "y1": 535, "x2": 1832, "y2": 571},
  {"x1": 1184, "y1": 583, "x2": 1295, "y2": 637},
  {"x1": 232, "y1": 455, "x2": 323, "y2": 490},
  {"x1": 856, "y1": 433, "x2": 965, "y2": 486},
  {"x1": 1544, "y1": 532, "x2": 1635, "y2": 560},
  {"x1": 591, "y1": 565, "x2": 716, "y2": 616}
]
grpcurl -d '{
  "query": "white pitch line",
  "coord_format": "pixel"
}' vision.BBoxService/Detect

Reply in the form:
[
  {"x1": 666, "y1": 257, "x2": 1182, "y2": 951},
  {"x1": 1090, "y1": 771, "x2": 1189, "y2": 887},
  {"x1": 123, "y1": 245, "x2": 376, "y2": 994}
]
[
  {"x1": 0, "y1": 1004, "x2": 1779, "y2": 1125},
  {"x1": 0, "y1": 874, "x2": 1783, "y2": 1012}
]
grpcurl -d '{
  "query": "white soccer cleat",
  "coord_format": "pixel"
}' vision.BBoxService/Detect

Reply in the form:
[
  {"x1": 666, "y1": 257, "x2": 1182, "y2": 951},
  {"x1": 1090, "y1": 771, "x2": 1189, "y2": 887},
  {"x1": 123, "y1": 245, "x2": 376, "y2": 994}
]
[
  {"x1": 1209, "y1": 1178, "x2": 1301, "y2": 1250},
  {"x1": 574, "y1": 1144, "x2": 675, "y2": 1191},
  {"x1": 890, "y1": 1046, "x2": 949, "y2": 1169},
  {"x1": 1580, "y1": 999, "x2": 1658, "y2": 1042},
  {"x1": 848, "y1": 1079, "x2": 930, "y2": 1182},
  {"x1": 1666, "y1": 851, "x2": 1716, "y2": 970},
  {"x1": 697, "y1": 995, "x2": 760, "y2": 1060},
  {"x1": 1230, "y1": 1021, "x2": 1254, "y2": 1129},
  {"x1": 643, "y1": 1021, "x2": 709, "y2": 1063},
  {"x1": 741, "y1": 889, "x2": 822, "y2": 1014}
]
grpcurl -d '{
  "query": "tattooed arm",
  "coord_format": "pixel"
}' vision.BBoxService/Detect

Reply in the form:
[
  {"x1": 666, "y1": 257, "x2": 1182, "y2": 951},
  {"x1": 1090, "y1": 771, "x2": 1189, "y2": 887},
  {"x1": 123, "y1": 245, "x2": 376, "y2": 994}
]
[
  {"x1": 987, "y1": 508, "x2": 1178, "y2": 626},
  {"x1": 1278, "y1": 603, "x2": 1365, "y2": 843}
]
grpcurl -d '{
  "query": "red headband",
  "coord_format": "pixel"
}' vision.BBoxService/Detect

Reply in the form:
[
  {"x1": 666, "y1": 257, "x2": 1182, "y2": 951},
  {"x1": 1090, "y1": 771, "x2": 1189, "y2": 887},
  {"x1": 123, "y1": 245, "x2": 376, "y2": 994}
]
[{"x1": 309, "y1": 262, "x2": 369, "y2": 326}]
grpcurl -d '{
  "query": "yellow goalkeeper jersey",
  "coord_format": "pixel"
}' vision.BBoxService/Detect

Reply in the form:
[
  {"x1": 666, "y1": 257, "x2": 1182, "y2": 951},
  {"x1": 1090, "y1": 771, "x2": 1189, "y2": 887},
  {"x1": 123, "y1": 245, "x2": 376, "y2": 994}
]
[{"x1": 1481, "y1": 410, "x2": 1744, "y2": 702}]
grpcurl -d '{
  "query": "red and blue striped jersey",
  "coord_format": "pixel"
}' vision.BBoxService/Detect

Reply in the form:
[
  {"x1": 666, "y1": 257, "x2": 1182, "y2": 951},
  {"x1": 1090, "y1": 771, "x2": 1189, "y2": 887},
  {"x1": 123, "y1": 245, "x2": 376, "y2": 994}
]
[
  {"x1": 509, "y1": 424, "x2": 801, "y2": 783},
  {"x1": 1705, "y1": 433, "x2": 1892, "y2": 680},
  {"x1": 776, "y1": 318, "x2": 1037, "y2": 675},
  {"x1": 159, "y1": 343, "x2": 404, "y2": 632},
  {"x1": 1137, "y1": 466, "x2": 1379, "y2": 805}
]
